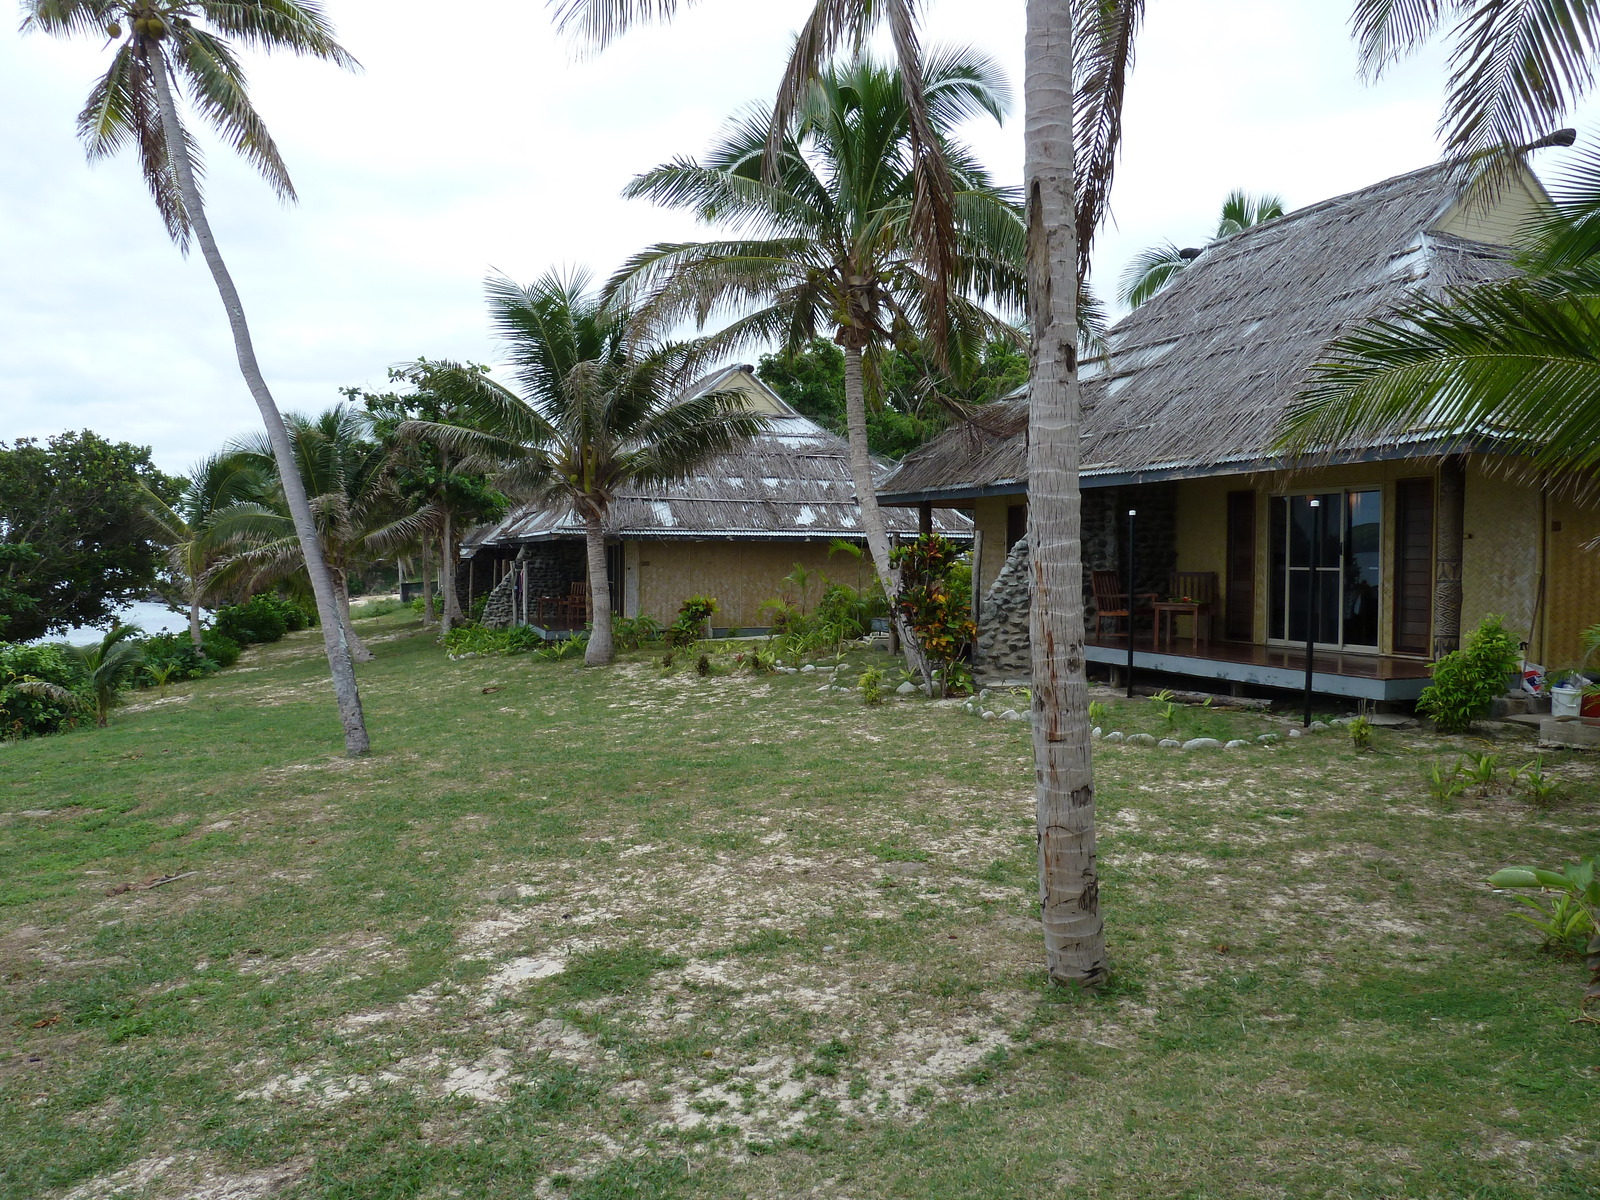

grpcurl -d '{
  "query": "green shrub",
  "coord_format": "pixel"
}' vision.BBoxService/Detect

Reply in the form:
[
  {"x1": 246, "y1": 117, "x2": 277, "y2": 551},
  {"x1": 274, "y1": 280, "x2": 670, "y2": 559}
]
[
  {"x1": 349, "y1": 598, "x2": 402, "y2": 620},
  {"x1": 212, "y1": 594, "x2": 290, "y2": 646},
  {"x1": 201, "y1": 631, "x2": 242, "y2": 669},
  {"x1": 0, "y1": 643, "x2": 88, "y2": 739},
  {"x1": 442, "y1": 624, "x2": 546, "y2": 657},
  {"x1": 613, "y1": 614, "x2": 665, "y2": 650},
  {"x1": 137, "y1": 633, "x2": 217, "y2": 684},
  {"x1": 1418, "y1": 615, "x2": 1522, "y2": 733},
  {"x1": 858, "y1": 667, "x2": 885, "y2": 705}
]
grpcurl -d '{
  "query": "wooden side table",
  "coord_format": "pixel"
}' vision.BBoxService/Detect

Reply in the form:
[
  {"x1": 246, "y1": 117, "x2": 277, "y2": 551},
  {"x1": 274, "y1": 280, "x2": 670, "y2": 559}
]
[{"x1": 1152, "y1": 601, "x2": 1208, "y2": 652}]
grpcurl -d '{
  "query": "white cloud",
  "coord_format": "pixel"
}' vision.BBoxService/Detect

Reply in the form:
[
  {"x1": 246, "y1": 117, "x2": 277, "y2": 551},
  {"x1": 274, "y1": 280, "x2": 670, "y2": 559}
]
[{"x1": 0, "y1": 0, "x2": 1592, "y2": 473}]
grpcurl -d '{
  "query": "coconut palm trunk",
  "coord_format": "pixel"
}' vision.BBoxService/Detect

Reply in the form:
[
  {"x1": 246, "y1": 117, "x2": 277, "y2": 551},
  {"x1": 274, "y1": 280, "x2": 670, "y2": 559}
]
[
  {"x1": 839, "y1": 340, "x2": 933, "y2": 686},
  {"x1": 331, "y1": 572, "x2": 372, "y2": 662},
  {"x1": 440, "y1": 510, "x2": 463, "y2": 635},
  {"x1": 188, "y1": 594, "x2": 203, "y2": 648},
  {"x1": 143, "y1": 41, "x2": 368, "y2": 755},
  {"x1": 581, "y1": 507, "x2": 615, "y2": 666},
  {"x1": 1025, "y1": 0, "x2": 1106, "y2": 986}
]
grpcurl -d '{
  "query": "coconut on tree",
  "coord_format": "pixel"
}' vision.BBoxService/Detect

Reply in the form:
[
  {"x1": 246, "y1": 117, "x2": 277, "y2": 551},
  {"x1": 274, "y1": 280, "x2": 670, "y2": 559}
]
[
  {"x1": 399, "y1": 271, "x2": 767, "y2": 668},
  {"x1": 24, "y1": 0, "x2": 371, "y2": 755}
]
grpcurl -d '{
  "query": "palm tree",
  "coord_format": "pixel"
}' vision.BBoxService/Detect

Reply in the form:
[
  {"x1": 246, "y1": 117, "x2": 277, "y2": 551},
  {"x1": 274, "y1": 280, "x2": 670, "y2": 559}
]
[
  {"x1": 224, "y1": 407, "x2": 416, "y2": 663},
  {"x1": 24, "y1": 1, "x2": 371, "y2": 756},
  {"x1": 66, "y1": 624, "x2": 145, "y2": 727},
  {"x1": 552, "y1": 0, "x2": 1139, "y2": 988},
  {"x1": 400, "y1": 271, "x2": 767, "y2": 668},
  {"x1": 139, "y1": 452, "x2": 274, "y2": 646},
  {"x1": 1118, "y1": 190, "x2": 1285, "y2": 308},
  {"x1": 611, "y1": 50, "x2": 1027, "y2": 684},
  {"x1": 358, "y1": 365, "x2": 512, "y2": 637}
]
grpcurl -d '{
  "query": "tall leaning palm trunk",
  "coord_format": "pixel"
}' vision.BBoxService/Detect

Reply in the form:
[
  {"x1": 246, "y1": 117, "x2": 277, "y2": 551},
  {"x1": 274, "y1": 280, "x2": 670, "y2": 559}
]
[
  {"x1": 140, "y1": 41, "x2": 366, "y2": 754},
  {"x1": 1025, "y1": 0, "x2": 1105, "y2": 986}
]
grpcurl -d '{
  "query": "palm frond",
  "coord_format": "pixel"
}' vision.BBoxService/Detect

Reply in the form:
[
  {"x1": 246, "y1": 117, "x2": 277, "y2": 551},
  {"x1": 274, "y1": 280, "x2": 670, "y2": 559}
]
[
  {"x1": 198, "y1": 0, "x2": 360, "y2": 68},
  {"x1": 1074, "y1": 0, "x2": 1145, "y2": 280},
  {"x1": 1279, "y1": 265, "x2": 1600, "y2": 476},
  {"x1": 546, "y1": 0, "x2": 696, "y2": 50},
  {"x1": 174, "y1": 27, "x2": 296, "y2": 201},
  {"x1": 1117, "y1": 241, "x2": 1189, "y2": 308}
]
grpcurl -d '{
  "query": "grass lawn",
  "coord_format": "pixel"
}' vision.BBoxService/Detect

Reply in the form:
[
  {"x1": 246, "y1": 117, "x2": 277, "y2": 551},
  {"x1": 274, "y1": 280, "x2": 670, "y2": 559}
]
[{"x1": 3, "y1": 611, "x2": 1597, "y2": 1199}]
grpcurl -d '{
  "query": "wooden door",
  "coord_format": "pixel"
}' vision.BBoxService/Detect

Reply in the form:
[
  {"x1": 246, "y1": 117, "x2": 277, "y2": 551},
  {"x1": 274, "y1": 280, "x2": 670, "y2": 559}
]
[
  {"x1": 1225, "y1": 490, "x2": 1256, "y2": 641},
  {"x1": 1393, "y1": 478, "x2": 1434, "y2": 655}
]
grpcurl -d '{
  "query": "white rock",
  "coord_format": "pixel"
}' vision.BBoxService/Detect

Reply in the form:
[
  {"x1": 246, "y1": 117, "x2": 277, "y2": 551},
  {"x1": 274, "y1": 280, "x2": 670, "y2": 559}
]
[
  {"x1": 982, "y1": 710, "x2": 997, "y2": 720},
  {"x1": 1125, "y1": 733, "x2": 1157, "y2": 747},
  {"x1": 1287, "y1": 727, "x2": 1304, "y2": 738},
  {"x1": 1091, "y1": 726, "x2": 1103, "y2": 738},
  {"x1": 816, "y1": 685, "x2": 831, "y2": 692},
  {"x1": 896, "y1": 681, "x2": 919, "y2": 695},
  {"x1": 1103, "y1": 731, "x2": 1124, "y2": 743},
  {"x1": 1158, "y1": 738, "x2": 1182, "y2": 749},
  {"x1": 1309, "y1": 720, "x2": 1329, "y2": 731},
  {"x1": 1256, "y1": 733, "x2": 1281, "y2": 744},
  {"x1": 801, "y1": 664, "x2": 817, "y2": 673},
  {"x1": 1182, "y1": 737, "x2": 1223, "y2": 751},
  {"x1": 1224, "y1": 739, "x2": 1251, "y2": 750},
  {"x1": 1001, "y1": 710, "x2": 1024, "y2": 721},
  {"x1": 979, "y1": 689, "x2": 991, "y2": 700}
]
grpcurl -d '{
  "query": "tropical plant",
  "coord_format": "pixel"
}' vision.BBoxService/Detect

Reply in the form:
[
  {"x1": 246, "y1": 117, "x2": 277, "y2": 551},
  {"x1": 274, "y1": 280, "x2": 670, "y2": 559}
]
[
  {"x1": 137, "y1": 632, "x2": 216, "y2": 684},
  {"x1": 138, "y1": 452, "x2": 272, "y2": 646},
  {"x1": 64, "y1": 624, "x2": 145, "y2": 727},
  {"x1": 612, "y1": 614, "x2": 665, "y2": 651},
  {"x1": 23, "y1": 1, "x2": 370, "y2": 756},
  {"x1": 858, "y1": 666, "x2": 886, "y2": 705},
  {"x1": 224, "y1": 406, "x2": 417, "y2": 663},
  {"x1": 1118, "y1": 190, "x2": 1285, "y2": 308},
  {"x1": 1488, "y1": 856, "x2": 1600, "y2": 1017},
  {"x1": 357, "y1": 362, "x2": 511, "y2": 636},
  {"x1": 1516, "y1": 757, "x2": 1563, "y2": 806},
  {"x1": 1087, "y1": 700, "x2": 1108, "y2": 728},
  {"x1": 554, "y1": 0, "x2": 1144, "y2": 992},
  {"x1": 398, "y1": 271, "x2": 764, "y2": 666},
  {"x1": 0, "y1": 643, "x2": 88, "y2": 739},
  {"x1": 609, "y1": 49, "x2": 1026, "y2": 688},
  {"x1": 1464, "y1": 750, "x2": 1501, "y2": 791},
  {"x1": 1426, "y1": 756, "x2": 1468, "y2": 804},
  {"x1": 890, "y1": 534, "x2": 976, "y2": 697},
  {"x1": 1418, "y1": 615, "x2": 1522, "y2": 733},
  {"x1": 1348, "y1": 713, "x2": 1374, "y2": 750}
]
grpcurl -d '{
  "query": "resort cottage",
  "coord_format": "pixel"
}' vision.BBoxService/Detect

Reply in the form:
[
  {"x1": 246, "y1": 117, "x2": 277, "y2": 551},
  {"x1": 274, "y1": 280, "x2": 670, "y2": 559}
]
[
  {"x1": 462, "y1": 364, "x2": 968, "y2": 633},
  {"x1": 879, "y1": 157, "x2": 1599, "y2": 700}
]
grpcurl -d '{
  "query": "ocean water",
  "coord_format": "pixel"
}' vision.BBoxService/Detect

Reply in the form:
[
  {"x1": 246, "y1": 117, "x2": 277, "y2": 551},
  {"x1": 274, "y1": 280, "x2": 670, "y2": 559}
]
[{"x1": 42, "y1": 601, "x2": 195, "y2": 646}]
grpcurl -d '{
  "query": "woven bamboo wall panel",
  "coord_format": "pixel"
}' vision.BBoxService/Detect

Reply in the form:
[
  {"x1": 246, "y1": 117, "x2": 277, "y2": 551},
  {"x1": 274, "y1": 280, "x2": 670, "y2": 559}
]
[
  {"x1": 635, "y1": 540, "x2": 868, "y2": 629},
  {"x1": 1461, "y1": 464, "x2": 1540, "y2": 645}
]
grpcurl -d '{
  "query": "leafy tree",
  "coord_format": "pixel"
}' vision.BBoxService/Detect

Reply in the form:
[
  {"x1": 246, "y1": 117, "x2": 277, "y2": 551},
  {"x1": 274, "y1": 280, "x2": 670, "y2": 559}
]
[
  {"x1": 0, "y1": 431, "x2": 179, "y2": 642},
  {"x1": 354, "y1": 364, "x2": 511, "y2": 635},
  {"x1": 757, "y1": 336, "x2": 1028, "y2": 458},
  {"x1": 612, "y1": 50, "x2": 1025, "y2": 684},
  {"x1": 1118, "y1": 190, "x2": 1285, "y2": 308},
  {"x1": 24, "y1": 1, "x2": 371, "y2": 756},
  {"x1": 400, "y1": 270, "x2": 766, "y2": 668}
]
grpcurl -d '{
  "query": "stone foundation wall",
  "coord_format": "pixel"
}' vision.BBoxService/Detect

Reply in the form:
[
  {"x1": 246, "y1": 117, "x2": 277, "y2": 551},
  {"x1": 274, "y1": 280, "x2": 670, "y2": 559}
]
[{"x1": 974, "y1": 537, "x2": 1031, "y2": 681}]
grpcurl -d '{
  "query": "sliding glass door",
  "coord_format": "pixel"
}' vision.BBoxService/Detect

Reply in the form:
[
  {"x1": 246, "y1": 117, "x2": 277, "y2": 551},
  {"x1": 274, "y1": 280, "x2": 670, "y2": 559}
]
[{"x1": 1269, "y1": 490, "x2": 1382, "y2": 650}]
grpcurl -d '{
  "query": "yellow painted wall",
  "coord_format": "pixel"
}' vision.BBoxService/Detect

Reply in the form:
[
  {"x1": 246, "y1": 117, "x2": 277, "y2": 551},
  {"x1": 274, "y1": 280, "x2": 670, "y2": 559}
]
[
  {"x1": 971, "y1": 496, "x2": 1017, "y2": 595},
  {"x1": 1431, "y1": 167, "x2": 1549, "y2": 247},
  {"x1": 631, "y1": 540, "x2": 872, "y2": 629}
]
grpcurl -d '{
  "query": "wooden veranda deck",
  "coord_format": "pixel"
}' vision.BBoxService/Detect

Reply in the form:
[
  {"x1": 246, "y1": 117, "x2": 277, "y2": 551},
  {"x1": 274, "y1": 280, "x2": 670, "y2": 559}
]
[{"x1": 1083, "y1": 633, "x2": 1433, "y2": 701}]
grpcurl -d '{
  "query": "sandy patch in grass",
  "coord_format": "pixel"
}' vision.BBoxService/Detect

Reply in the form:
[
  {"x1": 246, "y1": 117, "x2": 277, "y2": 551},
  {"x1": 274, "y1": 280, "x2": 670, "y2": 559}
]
[{"x1": 58, "y1": 1156, "x2": 306, "y2": 1200}]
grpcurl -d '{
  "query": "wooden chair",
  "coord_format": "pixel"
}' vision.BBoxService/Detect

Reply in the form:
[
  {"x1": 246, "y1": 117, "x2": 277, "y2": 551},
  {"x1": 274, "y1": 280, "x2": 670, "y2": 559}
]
[
  {"x1": 560, "y1": 581, "x2": 591, "y2": 627},
  {"x1": 1090, "y1": 570, "x2": 1133, "y2": 637}
]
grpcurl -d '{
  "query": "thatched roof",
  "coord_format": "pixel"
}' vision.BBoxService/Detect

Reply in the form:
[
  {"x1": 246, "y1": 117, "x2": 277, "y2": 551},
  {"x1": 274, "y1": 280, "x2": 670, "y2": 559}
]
[
  {"x1": 881, "y1": 159, "x2": 1540, "y2": 503},
  {"x1": 466, "y1": 365, "x2": 969, "y2": 548}
]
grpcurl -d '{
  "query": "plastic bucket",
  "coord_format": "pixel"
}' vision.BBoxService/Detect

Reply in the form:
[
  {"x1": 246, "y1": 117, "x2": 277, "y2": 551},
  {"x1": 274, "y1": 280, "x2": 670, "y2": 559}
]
[{"x1": 1553, "y1": 684, "x2": 1583, "y2": 718}]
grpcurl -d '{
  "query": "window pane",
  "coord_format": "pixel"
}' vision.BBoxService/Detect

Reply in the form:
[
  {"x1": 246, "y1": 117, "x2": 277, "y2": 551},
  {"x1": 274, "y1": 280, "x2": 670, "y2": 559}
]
[{"x1": 1343, "y1": 490, "x2": 1381, "y2": 646}]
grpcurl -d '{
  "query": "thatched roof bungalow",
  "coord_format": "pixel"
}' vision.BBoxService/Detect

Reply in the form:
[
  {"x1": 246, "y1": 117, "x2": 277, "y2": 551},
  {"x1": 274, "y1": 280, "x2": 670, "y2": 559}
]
[
  {"x1": 463, "y1": 364, "x2": 968, "y2": 632},
  {"x1": 880, "y1": 156, "x2": 1598, "y2": 699}
]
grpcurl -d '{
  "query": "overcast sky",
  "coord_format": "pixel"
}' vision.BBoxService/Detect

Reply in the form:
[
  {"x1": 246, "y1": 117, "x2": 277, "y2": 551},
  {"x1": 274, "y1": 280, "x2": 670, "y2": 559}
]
[{"x1": 0, "y1": 1, "x2": 1588, "y2": 474}]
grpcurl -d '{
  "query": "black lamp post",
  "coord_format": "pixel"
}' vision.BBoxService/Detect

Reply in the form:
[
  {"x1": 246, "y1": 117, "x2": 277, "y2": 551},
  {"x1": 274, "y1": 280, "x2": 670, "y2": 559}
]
[
  {"x1": 1125, "y1": 507, "x2": 1137, "y2": 699},
  {"x1": 1303, "y1": 497, "x2": 1321, "y2": 727}
]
